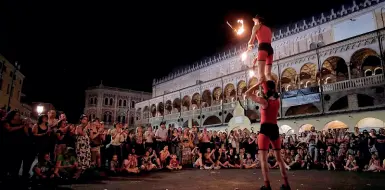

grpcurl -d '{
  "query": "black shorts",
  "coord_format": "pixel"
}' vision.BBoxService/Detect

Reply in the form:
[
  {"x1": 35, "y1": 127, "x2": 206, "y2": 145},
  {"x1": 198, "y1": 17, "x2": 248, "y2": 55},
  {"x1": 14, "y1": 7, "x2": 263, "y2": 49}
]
[
  {"x1": 259, "y1": 123, "x2": 280, "y2": 141},
  {"x1": 258, "y1": 43, "x2": 274, "y2": 55}
]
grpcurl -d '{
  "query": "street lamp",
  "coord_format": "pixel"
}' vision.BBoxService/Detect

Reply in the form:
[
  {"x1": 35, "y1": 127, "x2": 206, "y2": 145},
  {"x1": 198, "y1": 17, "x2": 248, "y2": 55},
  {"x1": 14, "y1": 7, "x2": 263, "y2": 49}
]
[{"x1": 36, "y1": 105, "x2": 44, "y2": 115}]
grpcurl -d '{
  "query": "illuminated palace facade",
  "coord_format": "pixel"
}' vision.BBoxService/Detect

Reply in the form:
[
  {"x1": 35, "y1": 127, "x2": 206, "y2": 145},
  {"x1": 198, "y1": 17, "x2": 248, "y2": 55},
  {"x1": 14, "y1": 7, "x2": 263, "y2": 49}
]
[
  {"x1": 84, "y1": 83, "x2": 152, "y2": 128},
  {"x1": 135, "y1": 0, "x2": 385, "y2": 133}
]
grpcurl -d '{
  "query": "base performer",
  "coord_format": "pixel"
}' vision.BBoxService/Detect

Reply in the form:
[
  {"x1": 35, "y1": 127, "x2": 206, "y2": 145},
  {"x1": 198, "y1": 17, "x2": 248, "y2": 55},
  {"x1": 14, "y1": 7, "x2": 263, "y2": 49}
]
[{"x1": 246, "y1": 80, "x2": 291, "y2": 190}]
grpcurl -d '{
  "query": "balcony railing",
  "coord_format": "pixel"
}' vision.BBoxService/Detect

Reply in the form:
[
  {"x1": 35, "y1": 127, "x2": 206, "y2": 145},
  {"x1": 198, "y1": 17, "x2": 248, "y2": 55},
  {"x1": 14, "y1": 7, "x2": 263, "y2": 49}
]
[
  {"x1": 202, "y1": 105, "x2": 221, "y2": 113},
  {"x1": 164, "y1": 113, "x2": 180, "y2": 120},
  {"x1": 223, "y1": 102, "x2": 236, "y2": 110},
  {"x1": 323, "y1": 75, "x2": 384, "y2": 92}
]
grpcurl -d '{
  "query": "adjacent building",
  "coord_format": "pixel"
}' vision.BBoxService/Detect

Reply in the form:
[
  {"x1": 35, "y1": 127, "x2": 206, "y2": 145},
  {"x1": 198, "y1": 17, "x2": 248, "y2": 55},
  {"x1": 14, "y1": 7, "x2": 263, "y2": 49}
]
[
  {"x1": 0, "y1": 54, "x2": 25, "y2": 112},
  {"x1": 84, "y1": 83, "x2": 152, "y2": 128},
  {"x1": 135, "y1": 0, "x2": 385, "y2": 132}
]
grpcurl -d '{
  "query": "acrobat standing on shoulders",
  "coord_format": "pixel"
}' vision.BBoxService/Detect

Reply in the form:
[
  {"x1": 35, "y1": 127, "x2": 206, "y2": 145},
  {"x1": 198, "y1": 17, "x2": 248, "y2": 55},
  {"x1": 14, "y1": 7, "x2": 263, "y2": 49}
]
[
  {"x1": 245, "y1": 80, "x2": 291, "y2": 190},
  {"x1": 246, "y1": 15, "x2": 274, "y2": 94}
]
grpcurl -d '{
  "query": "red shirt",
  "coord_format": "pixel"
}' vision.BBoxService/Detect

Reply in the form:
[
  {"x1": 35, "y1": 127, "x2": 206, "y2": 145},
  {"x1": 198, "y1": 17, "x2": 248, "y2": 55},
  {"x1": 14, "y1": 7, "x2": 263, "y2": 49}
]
[
  {"x1": 260, "y1": 98, "x2": 280, "y2": 124},
  {"x1": 256, "y1": 25, "x2": 272, "y2": 44},
  {"x1": 170, "y1": 159, "x2": 178, "y2": 167}
]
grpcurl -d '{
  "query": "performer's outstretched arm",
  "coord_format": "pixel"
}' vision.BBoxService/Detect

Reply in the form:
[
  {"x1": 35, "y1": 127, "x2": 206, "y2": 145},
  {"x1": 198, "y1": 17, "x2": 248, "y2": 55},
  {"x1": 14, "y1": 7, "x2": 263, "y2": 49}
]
[{"x1": 247, "y1": 24, "x2": 261, "y2": 49}]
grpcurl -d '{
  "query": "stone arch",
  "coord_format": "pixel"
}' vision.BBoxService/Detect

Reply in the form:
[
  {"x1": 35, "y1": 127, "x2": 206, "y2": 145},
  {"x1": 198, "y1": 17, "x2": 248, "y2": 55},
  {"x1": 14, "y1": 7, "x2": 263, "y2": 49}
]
[
  {"x1": 118, "y1": 99, "x2": 123, "y2": 106},
  {"x1": 237, "y1": 80, "x2": 247, "y2": 99},
  {"x1": 182, "y1": 96, "x2": 191, "y2": 111},
  {"x1": 285, "y1": 103, "x2": 320, "y2": 116},
  {"x1": 319, "y1": 56, "x2": 348, "y2": 84},
  {"x1": 279, "y1": 125, "x2": 294, "y2": 134},
  {"x1": 165, "y1": 100, "x2": 172, "y2": 114},
  {"x1": 374, "y1": 67, "x2": 383, "y2": 75},
  {"x1": 203, "y1": 115, "x2": 222, "y2": 126},
  {"x1": 173, "y1": 98, "x2": 181, "y2": 112},
  {"x1": 212, "y1": 87, "x2": 223, "y2": 105},
  {"x1": 182, "y1": 120, "x2": 199, "y2": 128},
  {"x1": 150, "y1": 104, "x2": 156, "y2": 117},
  {"x1": 323, "y1": 120, "x2": 348, "y2": 131},
  {"x1": 356, "y1": 117, "x2": 385, "y2": 129},
  {"x1": 357, "y1": 94, "x2": 374, "y2": 108},
  {"x1": 329, "y1": 95, "x2": 348, "y2": 111},
  {"x1": 350, "y1": 48, "x2": 380, "y2": 78},
  {"x1": 224, "y1": 83, "x2": 236, "y2": 103},
  {"x1": 299, "y1": 63, "x2": 317, "y2": 88},
  {"x1": 280, "y1": 67, "x2": 297, "y2": 92},
  {"x1": 201, "y1": 90, "x2": 212, "y2": 107},
  {"x1": 298, "y1": 124, "x2": 313, "y2": 133},
  {"x1": 224, "y1": 113, "x2": 233, "y2": 123},
  {"x1": 157, "y1": 102, "x2": 164, "y2": 116},
  {"x1": 248, "y1": 77, "x2": 258, "y2": 88},
  {"x1": 136, "y1": 108, "x2": 142, "y2": 120},
  {"x1": 117, "y1": 112, "x2": 126, "y2": 123},
  {"x1": 103, "y1": 111, "x2": 113, "y2": 123},
  {"x1": 143, "y1": 106, "x2": 150, "y2": 119},
  {"x1": 191, "y1": 93, "x2": 201, "y2": 109}
]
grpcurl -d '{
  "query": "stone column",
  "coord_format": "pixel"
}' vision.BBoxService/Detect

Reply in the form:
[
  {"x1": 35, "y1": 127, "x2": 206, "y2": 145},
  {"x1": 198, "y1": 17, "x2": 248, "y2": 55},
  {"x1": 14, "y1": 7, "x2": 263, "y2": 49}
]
[
  {"x1": 347, "y1": 64, "x2": 352, "y2": 80},
  {"x1": 347, "y1": 94, "x2": 358, "y2": 110}
]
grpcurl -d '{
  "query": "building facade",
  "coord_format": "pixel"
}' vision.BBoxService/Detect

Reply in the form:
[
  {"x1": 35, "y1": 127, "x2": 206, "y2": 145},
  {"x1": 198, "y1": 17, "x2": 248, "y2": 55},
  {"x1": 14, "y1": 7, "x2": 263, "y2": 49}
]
[
  {"x1": 0, "y1": 55, "x2": 25, "y2": 111},
  {"x1": 84, "y1": 83, "x2": 152, "y2": 127},
  {"x1": 135, "y1": 0, "x2": 385, "y2": 132}
]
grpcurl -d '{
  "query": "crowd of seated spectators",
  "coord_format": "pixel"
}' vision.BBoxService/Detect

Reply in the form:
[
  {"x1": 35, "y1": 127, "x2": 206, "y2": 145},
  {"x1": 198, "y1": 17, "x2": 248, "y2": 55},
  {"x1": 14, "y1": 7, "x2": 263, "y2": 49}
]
[{"x1": 1, "y1": 109, "x2": 385, "y2": 189}]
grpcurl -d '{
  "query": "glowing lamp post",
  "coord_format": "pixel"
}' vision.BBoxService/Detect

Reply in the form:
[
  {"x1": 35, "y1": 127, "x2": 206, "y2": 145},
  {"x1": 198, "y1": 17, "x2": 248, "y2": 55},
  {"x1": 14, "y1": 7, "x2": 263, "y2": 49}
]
[{"x1": 36, "y1": 105, "x2": 44, "y2": 115}]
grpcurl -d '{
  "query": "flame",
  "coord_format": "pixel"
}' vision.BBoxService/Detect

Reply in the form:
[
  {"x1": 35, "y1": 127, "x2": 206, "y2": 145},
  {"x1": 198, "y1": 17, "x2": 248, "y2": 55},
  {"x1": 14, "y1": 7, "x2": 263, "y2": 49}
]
[
  {"x1": 241, "y1": 52, "x2": 248, "y2": 61},
  {"x1": 236, "y1": 20, "x2": 244, "y2": 35},
  {"x1": 248, "y1": 70, "x2": 255, "y2": 78}
]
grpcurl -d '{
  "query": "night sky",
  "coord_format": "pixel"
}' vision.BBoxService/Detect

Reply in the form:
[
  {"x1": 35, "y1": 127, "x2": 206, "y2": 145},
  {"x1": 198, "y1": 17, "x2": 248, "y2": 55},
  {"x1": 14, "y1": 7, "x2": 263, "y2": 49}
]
[{"x1": 0, "y1": 0, "x2": 354, "y2": 122}]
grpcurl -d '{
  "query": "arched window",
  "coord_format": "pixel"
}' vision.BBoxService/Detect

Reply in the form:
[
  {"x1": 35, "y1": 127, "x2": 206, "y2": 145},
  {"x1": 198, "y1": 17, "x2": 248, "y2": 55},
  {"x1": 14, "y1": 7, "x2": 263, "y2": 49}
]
[
  {"x1": 104, "y1": 98, "x2": 108, "y2": 105},
  {"x1": 131, "y1": 101, "x2": 135, "y2": 108},
  {"x1": 118, "y1": 99, "x2": 122, "y2": 106},
  {"x1": 92, "y1": 114, "x2": 96, "y2": 119},
  {"x1": 109, "y1": 98, "x2": 113, "y2": 106},
  {"x1": 89, "y1": 98, "x2": 93, "y2": 104},
  {"x1": 123, "y1": 100, "x2": 127, "y2": 107},
  {"x1": 93, "y1": 98, "x2": 97, "y2": 104},
  {"x1": 122, "y1": 116, "x2": 126, "y2": 123},
  {"x1": 103, "y1": 112, "x2": 112, "y2": 123},
  {"x1": 117, "y1": 116, "x2": 121, "y2": 122}
]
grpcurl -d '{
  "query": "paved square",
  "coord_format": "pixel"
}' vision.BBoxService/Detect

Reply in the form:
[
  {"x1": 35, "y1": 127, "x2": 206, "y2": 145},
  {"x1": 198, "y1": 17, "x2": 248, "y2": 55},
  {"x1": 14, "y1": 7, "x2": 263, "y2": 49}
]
[{"x1": 61, "y1": 169, "x2": 385, "y2": 190}]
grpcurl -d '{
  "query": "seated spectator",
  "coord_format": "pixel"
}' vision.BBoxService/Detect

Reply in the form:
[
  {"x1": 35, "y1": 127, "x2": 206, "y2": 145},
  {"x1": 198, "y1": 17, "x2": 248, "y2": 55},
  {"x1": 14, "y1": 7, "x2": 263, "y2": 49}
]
[
  {"x1": 366, "y1": 154, "x2": 385, "y2": 172},
  {"x1": 326, "y1": 154, "x2": 336, "y2": 170},
  {"x1": 217, "y1": 148, "x2": 229, "y2": 168},
  {"x1": 141, "y1": 151, "x2": 157, "y2": 171},
  {"x1": 123, "y1": 154, "x2": 140, "y2": 173},
  {"x1": 160, "y1": 146, "x2": 170, "y2": 168},
  {"x1": 110, "y1": 155, "x2": 121, "y2": 175},
  {"x1": 54, "y1": 148, "x2": 78, "y2": 179},
  {"x1": 267, "y1": 151, "x2": 278, "y2": 169},
  {"x1": 167, "y1": 155, "x2": 182, "y2": 170},
  {"x1": 243, "y1": 153, "x2": 256, "y2": 169},
  {"x1": 33, "y1": 153, "x2": 54, "y2": 183},
  {"x1": 344, "y1": 154, "x2": 358, "y2": 171}
]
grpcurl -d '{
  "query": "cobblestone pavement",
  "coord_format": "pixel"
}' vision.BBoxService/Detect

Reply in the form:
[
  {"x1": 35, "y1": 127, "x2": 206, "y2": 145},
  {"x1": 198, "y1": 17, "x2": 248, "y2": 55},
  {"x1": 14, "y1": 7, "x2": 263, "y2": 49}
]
[{"x1": 60, "y1": 169, "x2": 385, "y2": 190}]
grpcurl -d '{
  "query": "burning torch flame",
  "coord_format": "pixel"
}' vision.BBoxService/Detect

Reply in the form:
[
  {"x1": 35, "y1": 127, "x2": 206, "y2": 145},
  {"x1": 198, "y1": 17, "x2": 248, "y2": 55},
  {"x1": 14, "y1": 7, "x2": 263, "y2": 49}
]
[
  {"x1": 241, "y1": 52, "x2": 248, "y2": 61},
  {"x1": 226, "y1": 19, "x2": 245, "y2": 35},
  {"x1": 236, "y1": 20, "x2": 244, "y2": 35}
]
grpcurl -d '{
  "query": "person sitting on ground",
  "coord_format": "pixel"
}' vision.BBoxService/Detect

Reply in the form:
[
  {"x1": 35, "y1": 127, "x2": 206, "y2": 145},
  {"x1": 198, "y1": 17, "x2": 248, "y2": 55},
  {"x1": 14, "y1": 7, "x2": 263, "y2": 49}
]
[
  {"x1": 54, "y1": 148, "x2": 78, "y2": 179},
  {"x1": 244, "y1": 153, "x2": 257, "y2": 169},
  {"x1": 160, "y1": 145, "x2": 171, "y2": 168},
  {"x1": 141, "y1": 150, "x2": 157, "y2": 171},
  {"x1": 33, "y1": 153, "x2": 55, "y2": 183},
  {"x1": 123, "y1": 154, "x2": 140, "y2": 174},
  {"x1": 109, "y1": 154, "x2": 121, "y2": 175},
  {"x1": 344, "y1": 154, "x2": 359, "y2": 171},
  {"x1": 167, "y1": 155, "x2": 182, "y2": 170}
]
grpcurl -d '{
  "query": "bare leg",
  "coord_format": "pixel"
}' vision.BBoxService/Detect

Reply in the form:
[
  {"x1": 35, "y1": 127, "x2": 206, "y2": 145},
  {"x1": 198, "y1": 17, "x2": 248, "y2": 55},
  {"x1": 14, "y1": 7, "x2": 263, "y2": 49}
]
[
  {"x1": 257, "y1": 60, "x2": 267, "y2": 84},
  {"x1": 259, "y1": 150, "x2": 270, "y2": 187},
  {"x1": 274, "y1": 150, "x2": 290, "y2": 188},
  {"x1": 265, "y1": 64, "x2": 272, "y2": 81}
]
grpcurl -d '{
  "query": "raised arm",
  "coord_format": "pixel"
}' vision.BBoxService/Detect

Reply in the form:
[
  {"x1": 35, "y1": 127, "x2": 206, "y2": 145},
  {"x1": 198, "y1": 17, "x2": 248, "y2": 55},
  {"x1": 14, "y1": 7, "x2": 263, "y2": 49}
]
[{"x1": 247, "y1": 24, "x2": 261, "y2": 50}]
